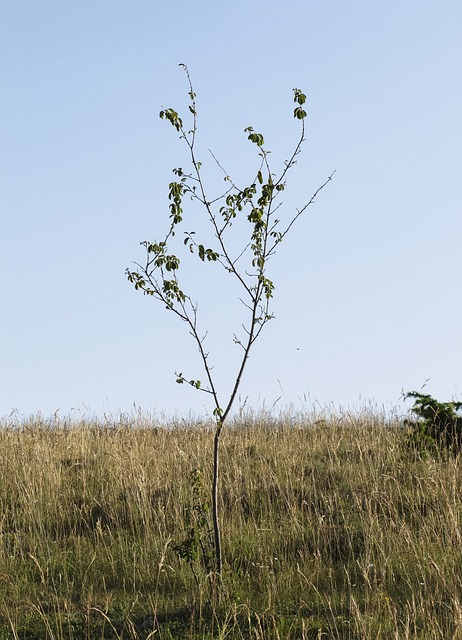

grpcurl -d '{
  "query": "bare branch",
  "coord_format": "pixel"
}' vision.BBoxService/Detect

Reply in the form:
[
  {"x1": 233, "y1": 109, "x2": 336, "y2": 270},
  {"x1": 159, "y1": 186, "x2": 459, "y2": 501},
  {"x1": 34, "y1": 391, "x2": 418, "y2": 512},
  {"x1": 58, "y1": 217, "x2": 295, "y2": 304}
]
[{"x1": 268, "y1": 171, "x2": 336, "y2": 255}]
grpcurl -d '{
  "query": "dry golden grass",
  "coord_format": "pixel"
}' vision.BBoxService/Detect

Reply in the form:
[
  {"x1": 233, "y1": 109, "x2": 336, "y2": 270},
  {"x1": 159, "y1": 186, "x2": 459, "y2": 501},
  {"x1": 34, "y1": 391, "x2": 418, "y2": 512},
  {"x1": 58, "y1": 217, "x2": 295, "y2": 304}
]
[{"x1": 0, "y1": 410, "x2": 461, "y2": 638}]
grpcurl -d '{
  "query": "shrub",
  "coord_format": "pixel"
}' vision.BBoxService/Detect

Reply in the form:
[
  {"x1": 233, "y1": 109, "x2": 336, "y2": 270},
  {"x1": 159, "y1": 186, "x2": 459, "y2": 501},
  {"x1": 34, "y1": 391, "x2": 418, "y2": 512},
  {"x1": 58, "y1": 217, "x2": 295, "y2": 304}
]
[{"x1": 404, "y1": 391, "x2": 462, "y2": 455}]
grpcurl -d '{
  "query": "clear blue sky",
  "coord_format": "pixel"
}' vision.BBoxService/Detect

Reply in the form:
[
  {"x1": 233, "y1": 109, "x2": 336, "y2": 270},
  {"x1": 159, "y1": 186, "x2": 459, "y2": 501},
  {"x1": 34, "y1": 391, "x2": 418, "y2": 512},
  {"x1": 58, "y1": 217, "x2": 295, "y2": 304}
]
[{"x1": 2, "y1": 1, "x2": 461, "y2": 420}]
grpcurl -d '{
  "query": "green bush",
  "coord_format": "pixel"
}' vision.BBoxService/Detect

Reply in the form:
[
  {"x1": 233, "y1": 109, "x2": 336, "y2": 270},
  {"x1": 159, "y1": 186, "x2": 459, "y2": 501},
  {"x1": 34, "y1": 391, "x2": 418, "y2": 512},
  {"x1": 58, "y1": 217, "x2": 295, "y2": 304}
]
[{"x1": 404, "y1": 391, "x2": 462, "y2": 455}]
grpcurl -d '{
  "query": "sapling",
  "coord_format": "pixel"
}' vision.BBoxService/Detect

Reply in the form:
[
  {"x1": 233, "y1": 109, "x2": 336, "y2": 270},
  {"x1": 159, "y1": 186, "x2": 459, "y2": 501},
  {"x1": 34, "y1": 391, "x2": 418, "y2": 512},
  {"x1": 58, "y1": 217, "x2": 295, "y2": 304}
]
[{"x1": 127, "y1": 64, "x2": 334, "y2": 589}]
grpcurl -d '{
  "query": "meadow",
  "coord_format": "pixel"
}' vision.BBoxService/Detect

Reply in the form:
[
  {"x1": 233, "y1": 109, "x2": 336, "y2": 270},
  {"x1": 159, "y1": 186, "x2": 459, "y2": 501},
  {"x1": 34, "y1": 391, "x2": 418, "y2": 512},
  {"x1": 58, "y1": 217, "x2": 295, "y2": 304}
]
[{"x1": 0, "y1": 409, "x2": 461, "y2": 639}]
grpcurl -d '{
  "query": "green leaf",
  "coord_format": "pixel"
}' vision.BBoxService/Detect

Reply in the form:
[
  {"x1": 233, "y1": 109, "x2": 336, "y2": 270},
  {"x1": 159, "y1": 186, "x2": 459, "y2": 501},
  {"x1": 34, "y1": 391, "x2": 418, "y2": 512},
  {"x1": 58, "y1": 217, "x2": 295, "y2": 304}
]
[{"x1": 293, "y1": 88, "x2": 306, "y2": 105}]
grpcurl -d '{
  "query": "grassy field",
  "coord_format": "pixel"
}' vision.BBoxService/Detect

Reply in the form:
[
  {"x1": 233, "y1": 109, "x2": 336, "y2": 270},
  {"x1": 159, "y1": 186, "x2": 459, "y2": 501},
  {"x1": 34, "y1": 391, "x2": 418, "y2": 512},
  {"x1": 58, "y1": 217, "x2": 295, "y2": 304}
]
[{"x1": 0, "y1": 409, "x2": 461, "y2": 639}]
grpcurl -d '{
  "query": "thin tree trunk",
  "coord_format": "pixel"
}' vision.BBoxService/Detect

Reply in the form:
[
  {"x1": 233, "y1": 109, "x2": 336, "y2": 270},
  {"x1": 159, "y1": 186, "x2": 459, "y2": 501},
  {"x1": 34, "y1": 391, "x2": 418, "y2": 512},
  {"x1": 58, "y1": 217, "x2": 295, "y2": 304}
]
[{"x1": 212, "y1": 424, "x2": 222, "y2": 580}]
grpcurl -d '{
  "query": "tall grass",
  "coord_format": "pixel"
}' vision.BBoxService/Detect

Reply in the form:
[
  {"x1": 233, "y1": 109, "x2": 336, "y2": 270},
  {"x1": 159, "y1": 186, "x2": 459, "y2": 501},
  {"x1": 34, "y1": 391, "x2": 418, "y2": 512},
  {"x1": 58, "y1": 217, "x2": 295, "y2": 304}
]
[{"x1": 0, "y1": 410, "x2": 461, "y2": 638}]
